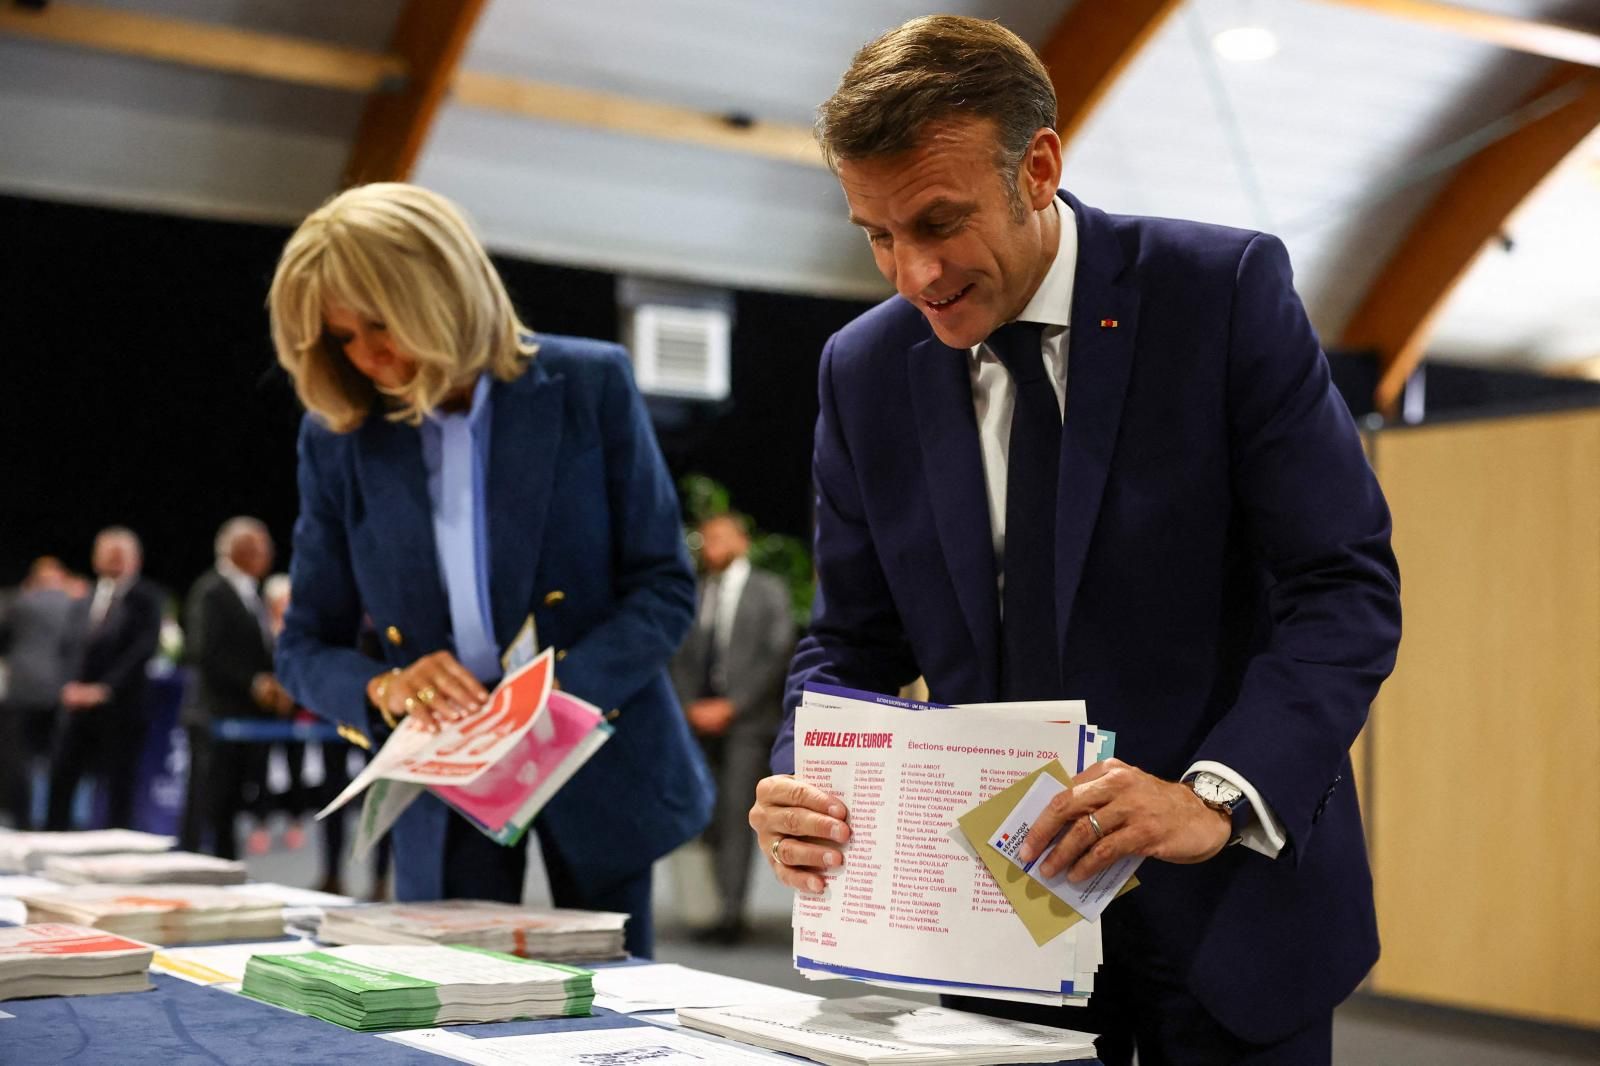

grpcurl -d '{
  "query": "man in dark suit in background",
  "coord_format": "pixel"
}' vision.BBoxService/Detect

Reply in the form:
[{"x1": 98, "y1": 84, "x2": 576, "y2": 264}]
[
  {"x1": 672, "y1": 514, "x2": 795, "y2": 943},
  {"x1": 47, "y1": 527, "x2": 164, "y2": 830},
  {"x1": 750, "y1": 16, "x2": 1400, "y2": 1065},
  {"x1": 179, "y1": 517, "x2": 291, "y2": 859}
]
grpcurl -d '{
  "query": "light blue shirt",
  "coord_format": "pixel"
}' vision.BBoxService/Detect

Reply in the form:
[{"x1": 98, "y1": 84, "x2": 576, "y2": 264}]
[{"x1": 419, "y1": 374, "x2": 501, "y2": 683}]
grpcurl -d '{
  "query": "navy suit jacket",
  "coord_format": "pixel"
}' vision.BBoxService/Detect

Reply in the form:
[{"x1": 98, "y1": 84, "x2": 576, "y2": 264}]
[
  {"x1": 278, "y1": 335, "x2": 714, "y2": 900},
  {"x1": 774, "y1": 192, "x2": 1401, "y2": 1043}
]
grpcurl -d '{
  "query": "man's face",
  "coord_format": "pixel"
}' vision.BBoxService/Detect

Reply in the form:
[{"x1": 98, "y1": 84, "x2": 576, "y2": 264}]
[
  {"x1": 698, "y1": 517, "x2": 749, "y2": 574},
  {"x1": 92, "y1": 535, "x2": 136, "y2": 580},
  {"x1": 837, "y1": 117, "x2": 1060, "y2": 350},
  {"x1": 231, "y1": 530, "x2": 274, "y2": 580}
]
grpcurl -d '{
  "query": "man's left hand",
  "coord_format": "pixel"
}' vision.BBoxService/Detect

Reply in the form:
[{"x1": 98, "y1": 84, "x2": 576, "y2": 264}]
[
  {"x1": 686, "y1": 698, "x2": 736, "y2": 736},
  {"x1": 1017, "y1": 758, "x2": 1232, "y2": 882}
]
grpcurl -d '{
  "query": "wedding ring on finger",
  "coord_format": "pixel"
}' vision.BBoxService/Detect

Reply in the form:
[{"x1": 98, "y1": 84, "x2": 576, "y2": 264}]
[
  {"x1": 1088, "y1": 812, "x2": 1105, "y2": 841},
  {"x1": 770, "y1": 836, "x2": 786, "y2": 866},
  {"x1": 416, "y1": 686, "x2": 437, "y2": 705}
]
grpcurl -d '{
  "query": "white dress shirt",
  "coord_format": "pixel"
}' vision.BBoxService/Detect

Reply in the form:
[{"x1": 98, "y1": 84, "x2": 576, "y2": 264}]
[
  {"x1": 703, "y1": 555, "x2": 751, "y2": 659},
  {"x1": 968, "y1": 199, "x2": 1286, "y2": 859}
]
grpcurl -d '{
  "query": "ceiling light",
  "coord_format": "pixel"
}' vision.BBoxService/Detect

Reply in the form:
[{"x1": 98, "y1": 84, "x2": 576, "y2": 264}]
[{"x1": 1213, "y1": 26, "x2": 1279, "y2": 62}]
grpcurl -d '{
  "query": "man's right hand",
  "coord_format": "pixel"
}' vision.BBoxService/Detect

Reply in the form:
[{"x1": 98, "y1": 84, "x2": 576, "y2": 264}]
[{"x1": 749, "y1": 774, "x2": 851, "y2": 895}]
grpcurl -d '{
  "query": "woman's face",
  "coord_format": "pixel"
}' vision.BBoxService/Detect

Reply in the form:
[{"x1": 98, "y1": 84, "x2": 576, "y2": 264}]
[{"x1": 324, "y1": 303, "x2": 416, "y2": 389}]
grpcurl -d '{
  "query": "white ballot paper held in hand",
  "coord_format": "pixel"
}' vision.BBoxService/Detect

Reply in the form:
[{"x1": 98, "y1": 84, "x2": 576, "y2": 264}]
[
  {"x1": 318, "y1": 648, "x2": 556, "y2": 819},
  {"x1": 989, "y1": 770, "x2": 1142, "y2": 922}
]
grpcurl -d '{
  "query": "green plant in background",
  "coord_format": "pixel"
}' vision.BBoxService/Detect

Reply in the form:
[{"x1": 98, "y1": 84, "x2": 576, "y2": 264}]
[{"x1": 679, "y1": 473, "x2": 814, "y2": 627}]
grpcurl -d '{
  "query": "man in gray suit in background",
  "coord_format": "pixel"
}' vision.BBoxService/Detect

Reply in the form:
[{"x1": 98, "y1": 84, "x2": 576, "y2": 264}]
[
  {"x1": 0, "y1": 557, "x2": 83, "y2": 828},
  {"x1": 671, "y1": 514, "x2": 796, "y2": 944}
]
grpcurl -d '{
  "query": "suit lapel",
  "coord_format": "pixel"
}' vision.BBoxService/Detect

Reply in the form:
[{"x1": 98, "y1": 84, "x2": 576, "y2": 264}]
[
  {"x1": 356, "y1": 416, "x2": 449, "y2": 651},
  {"x1": 1054, "y1": 193, "x2": 1140, "y2": 666},
  {"x1": 907, "y1": 335, "x2": 1001, "y2": 694},
  {"x1": 486, "y1": 364, "x2": 566, "y2": 649}
]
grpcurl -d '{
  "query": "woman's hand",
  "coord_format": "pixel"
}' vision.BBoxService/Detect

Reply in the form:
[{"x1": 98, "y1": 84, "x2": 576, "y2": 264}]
[{"x1": 365, "y1": 650, "x2": 490, "y2": 732}]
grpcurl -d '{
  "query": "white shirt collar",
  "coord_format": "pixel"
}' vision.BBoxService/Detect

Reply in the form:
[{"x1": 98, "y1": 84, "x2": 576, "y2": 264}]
[{"x1": 1015, "y1": 197, "x2": 1076, "y2": 329}]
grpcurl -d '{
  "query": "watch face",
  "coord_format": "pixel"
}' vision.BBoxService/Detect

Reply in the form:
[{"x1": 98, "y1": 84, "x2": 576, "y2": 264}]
[{"x1": 1195, "y1": 773, "x2": 1242, "y2": 807}]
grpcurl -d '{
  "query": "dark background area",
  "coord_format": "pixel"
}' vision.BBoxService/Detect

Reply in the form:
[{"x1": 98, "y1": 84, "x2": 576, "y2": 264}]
[{"x1": 0, "y1": 194, "x2": 874, "y2": 599}]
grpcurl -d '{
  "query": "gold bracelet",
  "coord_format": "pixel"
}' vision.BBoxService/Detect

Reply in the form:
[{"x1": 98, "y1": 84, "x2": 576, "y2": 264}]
[{"x1": 373, "y1": 668, "x2": 402, "y2": 729}]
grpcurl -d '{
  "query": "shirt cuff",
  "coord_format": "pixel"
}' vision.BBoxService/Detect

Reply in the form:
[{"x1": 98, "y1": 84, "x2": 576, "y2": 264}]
[{"x1": 1185, "y1": 759, "x2": 1287, "y2": 859}]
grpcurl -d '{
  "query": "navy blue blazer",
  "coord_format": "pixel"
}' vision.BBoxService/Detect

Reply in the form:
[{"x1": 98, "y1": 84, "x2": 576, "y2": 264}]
[
  {"x1": 774, "y1": 192, "x2": 1401, "y2": 1043},
  {"x1": 278, "y1": 335, "x2": 714, "y2": 899}
]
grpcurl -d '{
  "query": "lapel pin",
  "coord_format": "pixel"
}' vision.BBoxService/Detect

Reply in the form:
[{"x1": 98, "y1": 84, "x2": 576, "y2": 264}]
[{"x1": 1099, "y1": 319, "x2": 1119, "y2": 329}]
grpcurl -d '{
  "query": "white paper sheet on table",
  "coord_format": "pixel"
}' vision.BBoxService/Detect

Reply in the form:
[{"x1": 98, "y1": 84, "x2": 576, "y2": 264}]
[
  {"x1": 590, "y1": 962, "x2": 822, "y2": 1014},
  {"x1": 152, "y1": 939, "x2": 318, "y2": 988},
  {"x1": 382, "y1": 1025, "x2": 793, "y2": 1064}
]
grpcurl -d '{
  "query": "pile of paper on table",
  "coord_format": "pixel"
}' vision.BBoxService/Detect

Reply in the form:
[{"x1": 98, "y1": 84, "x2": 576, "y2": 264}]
[
  {"x1": 18, "y1": 884, "x2": 284, "y2": 944},
  {"x1": 789, "y1": 685, "x2": 1135, "y2": 1006},
  {"x1": 319, "y1": 900, "x2": 626, "y2": 961},
  {"x1": 678, "y1": 995, "x2": 1097, "y2": 1065},
  {"x1": 0, "y1": 829, "x2": 174, "y2": 873},
  {"x1": 222, "y1": 882, "x2": 355, "y2": 938},
  {"x1": 0, "y1": 923, "x2": 157, "y2": 1000},
  {"x1": 42, "y1": 851, "x2": 246, "y2": 885},
  {"x1": 241, "y1": 944, "x2": 594, "y2": 1031}
]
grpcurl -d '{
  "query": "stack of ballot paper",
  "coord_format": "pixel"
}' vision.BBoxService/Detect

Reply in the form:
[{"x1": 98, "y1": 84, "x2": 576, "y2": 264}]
[
  {"x1": 18, "y1": 884, "x2": 285, "y2": 944},
  {"x1": 241, "y1": 944, "x2": 594, "y2": 1031},
  {"x1": 0, "y1": 829, "x2": 174, "y2": 873},
  {"x1": 789, "y1": 684, "x2": 1137, "y2": 1006},
  {"x1": 386, "y1": 1026, "x2": 794, "y2": 1064},
  {"x1": 590, "y1": 962, "x2": 822, "y2": 1014},
  {"x1": 0, "y1": 923, "x2": 156, "y2": 1000},
  {"x1": 42, "y1": 851, "x2": 246, "y2": 885},
  {"x1": 678, "y1": 995, "x2": 1098, "y2": 1065},
  {"x1": 222, "y1": 882, "x2": 355, "y2": 939},
  {"x1": 319, "y1": 901, "x2": 627, "y2": 961},
  {"x1": 326, "y1": 648, "x2": 613, "y2": 858}
]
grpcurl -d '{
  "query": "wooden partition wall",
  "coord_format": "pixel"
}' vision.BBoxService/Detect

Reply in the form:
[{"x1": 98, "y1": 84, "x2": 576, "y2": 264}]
[{"x1": 1363, "y1": 408, "x2": 1600, "y2": 1027}]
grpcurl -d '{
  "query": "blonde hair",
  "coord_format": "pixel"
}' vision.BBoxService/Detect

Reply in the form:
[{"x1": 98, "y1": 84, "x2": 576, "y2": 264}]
[{"x1": 268, "y1": 183, "x2": 537, "y2": 431}]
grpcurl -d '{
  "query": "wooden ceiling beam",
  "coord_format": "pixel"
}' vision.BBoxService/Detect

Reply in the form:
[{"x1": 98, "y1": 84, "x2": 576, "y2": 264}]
[
  {"x1": 1310, "y1": 0, "x2": 1600, "y2": 69},
  {"x1": 450, "y1": 72, "x2": 822, "y2": 168},
  {"x1": 342, "y1": 0, "x2": 486, "y2": 187},
  {"x1": 0, "y1": 1, "x2": 403, "y2": 92},
  {"x1": 1339, "y1": 65, "x2": 1600, "y2": 414},
  {"x1": 1038, "y1": 0, "x2": 1184, "y2": 147}
]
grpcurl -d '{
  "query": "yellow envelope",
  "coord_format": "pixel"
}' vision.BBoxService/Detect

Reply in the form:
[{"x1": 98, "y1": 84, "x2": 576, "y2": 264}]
[{"x1": 955, "y1": 759, "x2": 1138, "y2": 947}]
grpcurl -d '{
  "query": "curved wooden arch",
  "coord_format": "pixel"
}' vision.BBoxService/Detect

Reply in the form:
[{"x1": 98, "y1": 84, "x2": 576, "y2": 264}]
[
  {"x1": 342, "y1": 0, "x2": 487, "y2": 187},
  {"x1": 1339, "y1": 64, "x2": 1600, "y2": 414},
  {"x1": 1038, "y1": 0, "x2": 1184, "y2": 148}
]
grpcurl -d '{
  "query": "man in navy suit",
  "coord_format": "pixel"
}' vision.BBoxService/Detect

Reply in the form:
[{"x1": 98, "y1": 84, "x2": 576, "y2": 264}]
[{"x1": 749, "y1": 16, "x2": 1401, "y2": 1065}]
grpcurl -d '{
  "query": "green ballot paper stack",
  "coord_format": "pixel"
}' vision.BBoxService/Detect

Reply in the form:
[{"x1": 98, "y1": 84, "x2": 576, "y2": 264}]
[{"x1": 241, "y1": 944, "x2": 594, "y2": 1031}]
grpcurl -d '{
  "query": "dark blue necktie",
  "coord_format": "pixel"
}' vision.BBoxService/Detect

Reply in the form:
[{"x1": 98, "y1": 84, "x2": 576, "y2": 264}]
[{"x1": 987, "y1": 320, "x2": 1061, "y2": 700}]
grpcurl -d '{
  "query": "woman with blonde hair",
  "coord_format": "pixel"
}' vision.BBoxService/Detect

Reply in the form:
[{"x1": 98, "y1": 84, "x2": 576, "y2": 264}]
[{"x1": 269, "y1": 183, "x2": 712, "y2": 956}]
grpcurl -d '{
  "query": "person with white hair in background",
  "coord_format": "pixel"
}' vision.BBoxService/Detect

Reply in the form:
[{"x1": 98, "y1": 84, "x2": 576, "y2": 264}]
[
  {"x1": 178, "y1": 517, "x2": 292, "y2": 859},
  {"x1": 46, "y1": 526, "x2": 164, "y2": 830}
]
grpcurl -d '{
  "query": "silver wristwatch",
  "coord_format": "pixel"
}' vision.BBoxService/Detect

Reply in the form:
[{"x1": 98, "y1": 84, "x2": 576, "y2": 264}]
[{"x1": 1186, "y1": 770, "x2": 1247, "y2": 846}]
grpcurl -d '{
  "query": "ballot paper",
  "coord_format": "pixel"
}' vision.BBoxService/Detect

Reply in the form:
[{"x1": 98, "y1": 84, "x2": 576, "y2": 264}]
[
  {"x1": 320, "y1": 648, "x2": 557, "y2": 817},
  {"x1": 790, "y1": 686, "x2": 1103, "y2": 1005},
  {"x1": 0, "y1": 829, "x2": 174, "y2": 873},
  {"x1": 152, "y1": 939, "x2": 318, "y2": 989},
  {"x1": 984, "y1": 770, "x2": 1142, "y2": 923},
  {"x1": 590, "y1": 962, "x2": 822, "y2": 1014},
  {"x1": 678, "y1": 994, "x2": 1098, "y2": 1065},
  {"x1": 0, "y1": 923, "x2": 157, "y2": 1001},
  {"x1": 384, "y1": 1025, "x2": 791, "y2": 1064}
]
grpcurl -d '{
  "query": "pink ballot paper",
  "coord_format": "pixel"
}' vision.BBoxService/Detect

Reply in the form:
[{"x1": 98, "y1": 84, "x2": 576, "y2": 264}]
[
  {"x1": 318, "y1": 648, "x2": 557, "y2": 818},
  {"x1": 433, "y1": 690, "x2": 612, "y2": 845}
]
